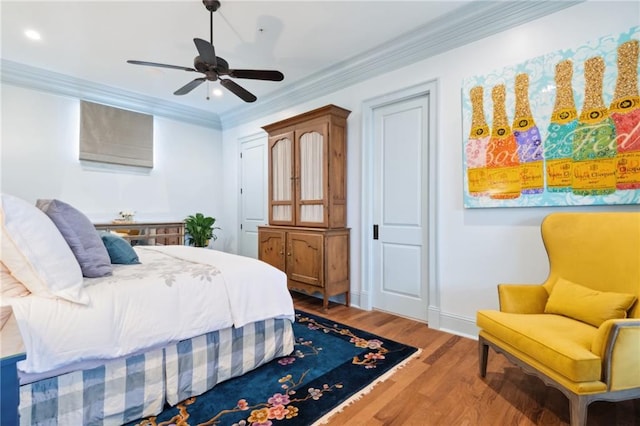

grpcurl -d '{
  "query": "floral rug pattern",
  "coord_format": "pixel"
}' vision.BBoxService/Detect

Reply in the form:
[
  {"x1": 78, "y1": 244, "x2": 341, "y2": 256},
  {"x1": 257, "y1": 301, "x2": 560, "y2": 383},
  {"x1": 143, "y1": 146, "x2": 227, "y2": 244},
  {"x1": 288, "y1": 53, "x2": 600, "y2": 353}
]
[{"x1": 130, "y1": 311, "x2": 419, "y2": 426}]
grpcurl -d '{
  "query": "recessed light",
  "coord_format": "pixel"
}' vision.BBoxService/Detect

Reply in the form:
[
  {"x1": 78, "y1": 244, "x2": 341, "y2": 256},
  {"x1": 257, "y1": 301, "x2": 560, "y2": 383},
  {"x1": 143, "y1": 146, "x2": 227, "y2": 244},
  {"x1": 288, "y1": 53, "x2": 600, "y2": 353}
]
[
  {"x1": 24, "y1": 29, "x2": 41, "y2": 41},
  {"x1": 213, "y1": 88, "x2": 223, "y2": 97}
]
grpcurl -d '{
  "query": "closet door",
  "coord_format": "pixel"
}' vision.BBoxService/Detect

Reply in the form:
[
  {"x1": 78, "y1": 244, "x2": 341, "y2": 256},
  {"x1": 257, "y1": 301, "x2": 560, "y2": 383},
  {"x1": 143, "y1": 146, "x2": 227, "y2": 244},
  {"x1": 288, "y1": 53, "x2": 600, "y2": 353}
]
[
  {"x1": 268, "y1": 133, "x2": 295, "y2": 226},
  {"x1": 295, "y1": 124, "x2": 329, "y2": 227}
]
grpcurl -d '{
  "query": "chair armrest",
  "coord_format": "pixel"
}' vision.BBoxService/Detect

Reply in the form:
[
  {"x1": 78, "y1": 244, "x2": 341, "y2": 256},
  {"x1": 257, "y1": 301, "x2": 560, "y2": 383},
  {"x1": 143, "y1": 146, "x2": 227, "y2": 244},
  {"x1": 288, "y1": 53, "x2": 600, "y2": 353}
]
[
  {"x1": 498, "y1": 284, "x2": 549, "y2": 314},
  {"x1": 592, "y1": 319, "x2": 640, "y2": 390}
]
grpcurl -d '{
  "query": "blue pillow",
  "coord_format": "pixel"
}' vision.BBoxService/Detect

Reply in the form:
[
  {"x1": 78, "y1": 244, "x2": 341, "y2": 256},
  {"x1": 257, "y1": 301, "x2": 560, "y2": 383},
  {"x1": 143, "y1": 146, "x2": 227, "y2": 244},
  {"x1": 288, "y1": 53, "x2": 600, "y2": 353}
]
[{"x1": 100, "y1": 233, "x2": 140, "y2": 264}]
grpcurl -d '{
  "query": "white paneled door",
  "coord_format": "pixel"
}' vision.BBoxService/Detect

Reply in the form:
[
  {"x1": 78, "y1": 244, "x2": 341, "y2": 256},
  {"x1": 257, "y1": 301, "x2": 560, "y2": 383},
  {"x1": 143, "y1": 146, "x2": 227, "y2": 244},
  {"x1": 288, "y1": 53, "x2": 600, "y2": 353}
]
[
  {"x1": 372, "y1": 94, "x2": 430, "y2": 322},
  {"x1": 239, "y1": 134, "x2": 268, "y2": 258}
]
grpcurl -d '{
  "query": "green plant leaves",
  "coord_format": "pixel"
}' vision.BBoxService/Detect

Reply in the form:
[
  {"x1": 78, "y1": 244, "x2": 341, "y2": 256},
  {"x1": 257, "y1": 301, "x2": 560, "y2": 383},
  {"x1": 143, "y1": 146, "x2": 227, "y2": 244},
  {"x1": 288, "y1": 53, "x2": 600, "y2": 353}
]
[{"x1": 184, "y1": 213, "x2": 221, "y2": 247}]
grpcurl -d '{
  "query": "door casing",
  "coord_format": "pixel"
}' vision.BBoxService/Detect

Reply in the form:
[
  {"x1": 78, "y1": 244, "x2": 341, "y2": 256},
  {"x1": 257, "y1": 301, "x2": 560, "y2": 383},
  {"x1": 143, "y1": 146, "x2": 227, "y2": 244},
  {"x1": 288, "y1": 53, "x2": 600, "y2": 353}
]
[{"x1": 361, "y1": 80, "x2": 440, "y2": 327}]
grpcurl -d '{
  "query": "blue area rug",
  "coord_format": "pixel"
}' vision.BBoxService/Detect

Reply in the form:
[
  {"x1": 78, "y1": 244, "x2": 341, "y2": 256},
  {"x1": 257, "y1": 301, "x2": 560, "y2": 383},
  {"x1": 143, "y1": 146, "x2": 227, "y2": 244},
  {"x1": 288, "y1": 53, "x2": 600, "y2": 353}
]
[{"x1": 130, "y1": 310, "x2": 420, "y2": 426}]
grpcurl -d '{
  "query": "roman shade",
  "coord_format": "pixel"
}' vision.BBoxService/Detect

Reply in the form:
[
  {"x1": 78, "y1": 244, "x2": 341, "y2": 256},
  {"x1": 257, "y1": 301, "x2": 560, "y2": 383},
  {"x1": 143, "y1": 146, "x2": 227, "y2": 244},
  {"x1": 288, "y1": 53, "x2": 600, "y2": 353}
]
[{"x1": 79, "y1": 101, "x2": 153, "y2": 168}]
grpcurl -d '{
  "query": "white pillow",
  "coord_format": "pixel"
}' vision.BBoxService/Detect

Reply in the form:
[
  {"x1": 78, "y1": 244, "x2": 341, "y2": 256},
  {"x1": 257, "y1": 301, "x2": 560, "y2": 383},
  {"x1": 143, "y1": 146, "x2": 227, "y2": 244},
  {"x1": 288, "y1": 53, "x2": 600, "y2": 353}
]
[
  {"x1": 0, "y1": 193, "x2": 88, "y2": 304},
  {"x1": 1, "y1": 261, "x2": 30, "y2": 328}
]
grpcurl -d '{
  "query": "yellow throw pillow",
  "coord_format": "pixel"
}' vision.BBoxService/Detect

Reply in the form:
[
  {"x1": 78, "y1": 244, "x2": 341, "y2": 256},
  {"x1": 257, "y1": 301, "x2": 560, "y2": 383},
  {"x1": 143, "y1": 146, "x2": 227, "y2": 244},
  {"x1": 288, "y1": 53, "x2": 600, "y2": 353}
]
[{"x1": 545, "y1": 278, "x2": 637, "y2": 327}]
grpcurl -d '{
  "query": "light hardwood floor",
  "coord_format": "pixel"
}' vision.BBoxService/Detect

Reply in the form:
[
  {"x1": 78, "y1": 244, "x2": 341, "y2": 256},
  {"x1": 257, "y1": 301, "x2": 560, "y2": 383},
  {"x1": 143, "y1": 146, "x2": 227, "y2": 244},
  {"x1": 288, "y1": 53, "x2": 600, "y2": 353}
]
[{"x1": 292, "y1": 293, "x2": 640, "y2": 426}]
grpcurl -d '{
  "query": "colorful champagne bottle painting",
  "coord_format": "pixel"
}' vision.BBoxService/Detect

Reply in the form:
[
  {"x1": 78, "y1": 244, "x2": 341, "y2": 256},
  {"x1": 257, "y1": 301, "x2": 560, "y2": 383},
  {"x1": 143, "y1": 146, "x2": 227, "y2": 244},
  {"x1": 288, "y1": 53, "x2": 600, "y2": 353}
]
[
  {"x1": 465, "y1": 86, "x2": 490, "y2": 196},
  {"x1": 572, "y1": 56, "x2": 617, "y2": 196},
  {"x1": 544, "y1": 60, "x2": 578, "y2": 192},
  {"x1": 462, "y1": 27, "x2": 640, "y2": 208},
  {"x1": 610, "y1": 40, "x2": 640, "y2": 190},
  {"x1": 512, "y1": 73, "x2": 544, "y2": 194},
  {"x1": 486, "y1": 84, "x2": 521, "y2": 199}
]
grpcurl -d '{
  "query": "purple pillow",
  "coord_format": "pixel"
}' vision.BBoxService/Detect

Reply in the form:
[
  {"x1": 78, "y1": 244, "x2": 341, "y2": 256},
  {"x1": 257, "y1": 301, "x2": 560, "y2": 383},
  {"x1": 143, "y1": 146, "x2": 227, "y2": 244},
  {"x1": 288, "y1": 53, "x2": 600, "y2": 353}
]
[{"x1": 37, "y1": 199, "x2": 112, "y2": 278}]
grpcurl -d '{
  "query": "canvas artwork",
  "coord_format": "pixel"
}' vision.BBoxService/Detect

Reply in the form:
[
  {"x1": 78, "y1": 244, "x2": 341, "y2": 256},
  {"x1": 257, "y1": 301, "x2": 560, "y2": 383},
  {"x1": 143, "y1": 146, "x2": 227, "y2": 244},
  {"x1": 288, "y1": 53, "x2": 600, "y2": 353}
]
[{"x1": 462, "y1": 26, "x2": 640, "y2": 208}]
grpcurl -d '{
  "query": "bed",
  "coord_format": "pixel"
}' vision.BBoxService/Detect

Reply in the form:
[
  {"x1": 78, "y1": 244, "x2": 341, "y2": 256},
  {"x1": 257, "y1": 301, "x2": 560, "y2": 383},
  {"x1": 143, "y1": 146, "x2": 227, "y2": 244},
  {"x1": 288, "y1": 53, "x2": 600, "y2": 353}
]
[{"x1": 0, "y1": 194, "x2": 295, "y2": 425}]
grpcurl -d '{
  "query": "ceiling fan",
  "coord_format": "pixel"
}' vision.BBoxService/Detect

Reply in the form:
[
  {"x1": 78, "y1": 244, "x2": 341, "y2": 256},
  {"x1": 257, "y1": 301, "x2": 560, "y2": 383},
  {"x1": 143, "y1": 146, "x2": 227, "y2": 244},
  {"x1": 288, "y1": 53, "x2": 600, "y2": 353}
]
[{"x1": 127, "y1": 0, "x2": 284, "y2": 103}]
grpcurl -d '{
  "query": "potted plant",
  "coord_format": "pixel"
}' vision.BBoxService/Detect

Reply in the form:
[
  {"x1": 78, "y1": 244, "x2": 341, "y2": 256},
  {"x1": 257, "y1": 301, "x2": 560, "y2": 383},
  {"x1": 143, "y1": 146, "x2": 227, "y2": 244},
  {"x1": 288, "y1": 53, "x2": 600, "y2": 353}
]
[{"x1": 184, "y1": 213, "x2": 221, "y2": 248}]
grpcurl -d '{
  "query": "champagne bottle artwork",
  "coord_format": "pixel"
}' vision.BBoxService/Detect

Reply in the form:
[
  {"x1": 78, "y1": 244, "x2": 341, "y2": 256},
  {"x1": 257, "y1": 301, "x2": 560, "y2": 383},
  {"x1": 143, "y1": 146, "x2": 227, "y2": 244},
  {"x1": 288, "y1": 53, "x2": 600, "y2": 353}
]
[
  {"x1": 512, "y1": 73, "x2": 544, "y2": 194},
  {"x1": 544, "y1": 60, "x2": 578, "y2": 192},
  {"x1": 486, "y1": 84, "x2": 521, "y2": 199},
  {"x1": 610, "y1": 39, "x2": 640, "y2": 190},
  {"x1": 465, "y1": 86, "x2": 490, "y2": 197},
  {"x1": 572, "y1": 56, "x2": 617, "y2": 196}
]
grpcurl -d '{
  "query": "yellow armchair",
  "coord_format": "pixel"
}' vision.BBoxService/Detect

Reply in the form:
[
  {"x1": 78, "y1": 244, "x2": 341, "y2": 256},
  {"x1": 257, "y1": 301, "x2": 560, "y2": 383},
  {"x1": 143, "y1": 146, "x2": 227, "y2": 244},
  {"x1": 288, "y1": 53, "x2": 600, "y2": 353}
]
[{"x1": 476, "y1": 212, "x2": 640, "y2": 426}]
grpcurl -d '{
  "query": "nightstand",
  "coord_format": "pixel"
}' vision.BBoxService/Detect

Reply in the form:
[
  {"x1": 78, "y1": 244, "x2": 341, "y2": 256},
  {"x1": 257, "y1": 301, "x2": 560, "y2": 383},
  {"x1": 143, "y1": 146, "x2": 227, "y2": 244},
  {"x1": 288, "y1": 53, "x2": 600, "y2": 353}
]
[{"x1": 1, "y1": 312, "x2": 26, "y2": 426}]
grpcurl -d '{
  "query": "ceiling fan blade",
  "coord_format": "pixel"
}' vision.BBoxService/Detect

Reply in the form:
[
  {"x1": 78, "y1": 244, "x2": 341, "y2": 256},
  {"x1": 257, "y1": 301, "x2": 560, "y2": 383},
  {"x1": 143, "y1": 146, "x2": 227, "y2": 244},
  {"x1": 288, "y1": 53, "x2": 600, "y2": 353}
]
[
  {"x1": 174, "y1": 78, "x2": 207, "y2": 95},
  {"x1": 229, "y1": 69, "x2": 284, "y2": 81},
  {"x1": 220, "y1": 78, "x2": 257, "y2": 103},
  {"x1": 194, "y1": 38, "x2": 217, "y2": 67},
  {"x1": 127, "y1": 60, "x2": 196, "y2": 72}
]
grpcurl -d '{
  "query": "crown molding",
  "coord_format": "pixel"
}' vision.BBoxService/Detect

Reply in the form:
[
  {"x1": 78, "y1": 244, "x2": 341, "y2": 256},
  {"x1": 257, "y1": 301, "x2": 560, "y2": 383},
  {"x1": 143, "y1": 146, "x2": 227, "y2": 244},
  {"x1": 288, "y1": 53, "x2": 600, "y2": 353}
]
[
  {"x1": 1, "y1": 59, "x2": 222, "y2": 130},
  {"x1": 1, "y1": 1, "x2": 582, "y2": 131},
  {"x1": 219, "y1": 0, "x2": 583, "y2": 128}
]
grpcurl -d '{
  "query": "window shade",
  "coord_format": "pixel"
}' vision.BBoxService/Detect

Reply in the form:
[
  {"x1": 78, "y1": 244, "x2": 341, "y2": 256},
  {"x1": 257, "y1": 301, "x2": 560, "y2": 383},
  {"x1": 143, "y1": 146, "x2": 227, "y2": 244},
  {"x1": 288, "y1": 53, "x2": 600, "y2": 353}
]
[{"x1": 79, "y1": 101, "x2": 153, "y2": 168}]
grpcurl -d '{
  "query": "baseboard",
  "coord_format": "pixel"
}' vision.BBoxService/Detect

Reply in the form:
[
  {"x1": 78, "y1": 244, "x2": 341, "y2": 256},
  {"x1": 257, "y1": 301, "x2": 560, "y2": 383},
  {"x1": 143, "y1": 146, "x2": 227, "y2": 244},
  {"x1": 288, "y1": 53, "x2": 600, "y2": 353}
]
[
  {"x1": 349, "y1": 291, "x2": 364, "y2": 309},
  {"x1": 300, "y1": 291, "x2": 478, "y2": 340},
  {"x1": 437, "y1": 311, "x2": 479, "y2": 340}
]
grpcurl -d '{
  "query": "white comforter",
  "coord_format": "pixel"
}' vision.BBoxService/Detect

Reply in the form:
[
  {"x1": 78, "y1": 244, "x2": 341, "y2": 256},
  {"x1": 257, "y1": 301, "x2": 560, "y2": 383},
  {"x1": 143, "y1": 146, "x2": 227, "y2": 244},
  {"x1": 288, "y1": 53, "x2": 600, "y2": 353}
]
[{"x1": 11, "y1": 246, "x2": 294, "y2": 374}]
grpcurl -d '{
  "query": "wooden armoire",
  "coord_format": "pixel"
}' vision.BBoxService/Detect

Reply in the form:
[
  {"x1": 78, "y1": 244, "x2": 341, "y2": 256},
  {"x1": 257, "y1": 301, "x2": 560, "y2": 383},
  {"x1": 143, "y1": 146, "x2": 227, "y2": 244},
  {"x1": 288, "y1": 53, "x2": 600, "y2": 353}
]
[{"x1": 258, "y1": 105, "x2": 351, "y2": 311}]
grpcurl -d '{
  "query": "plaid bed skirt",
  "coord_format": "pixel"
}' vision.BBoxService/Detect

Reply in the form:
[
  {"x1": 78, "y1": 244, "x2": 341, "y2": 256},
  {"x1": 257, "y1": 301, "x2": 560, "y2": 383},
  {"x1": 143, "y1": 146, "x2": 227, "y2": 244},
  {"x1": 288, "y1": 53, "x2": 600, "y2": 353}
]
[
  {"x1": 19, "y1": 318, "x2": 294, "y2": 426},
  {"x1": 165, "y1": 317, "x2": 294, "y2": 405}
]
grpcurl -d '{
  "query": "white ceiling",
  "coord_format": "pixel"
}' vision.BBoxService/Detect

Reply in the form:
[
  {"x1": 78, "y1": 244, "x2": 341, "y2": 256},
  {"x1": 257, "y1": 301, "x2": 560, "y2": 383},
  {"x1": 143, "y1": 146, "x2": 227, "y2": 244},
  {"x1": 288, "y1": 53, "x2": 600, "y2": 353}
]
[
  {"x1": 1, "y1": 1, "x2": 582, "y2": 127},
  {"x1": 1, "y1": 0, "x2": 471, "y2": 116}
]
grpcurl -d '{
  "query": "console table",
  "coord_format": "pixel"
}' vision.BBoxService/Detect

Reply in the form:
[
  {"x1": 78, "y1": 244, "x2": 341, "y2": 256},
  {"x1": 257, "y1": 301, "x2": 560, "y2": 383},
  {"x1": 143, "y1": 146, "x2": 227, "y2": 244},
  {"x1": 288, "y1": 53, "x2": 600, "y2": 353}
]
[{"x1": 94, "y1": 221, "x2": 185, "y2": 246}]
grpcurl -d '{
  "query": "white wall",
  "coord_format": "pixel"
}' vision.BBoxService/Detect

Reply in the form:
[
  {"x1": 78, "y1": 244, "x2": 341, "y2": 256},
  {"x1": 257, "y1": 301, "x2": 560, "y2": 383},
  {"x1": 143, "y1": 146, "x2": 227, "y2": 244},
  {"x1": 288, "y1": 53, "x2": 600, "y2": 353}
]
[
  {"x1": 1, "y1": 85, "x2": 223, "y2": 235},
  {"x1": 2, "y1": 2, "x2": 637, "y2": 337},
  {"x1": 222, "y1": 1, "x2": 640, "y2": 336}
]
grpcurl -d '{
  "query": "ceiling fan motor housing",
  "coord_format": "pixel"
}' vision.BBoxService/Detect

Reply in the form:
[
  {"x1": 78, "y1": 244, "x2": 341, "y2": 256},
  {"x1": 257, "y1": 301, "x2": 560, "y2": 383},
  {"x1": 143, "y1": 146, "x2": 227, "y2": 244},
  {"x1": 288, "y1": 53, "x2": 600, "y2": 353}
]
[{"x1": 203, "y1": 0, "x2": 221, "y2": 12}]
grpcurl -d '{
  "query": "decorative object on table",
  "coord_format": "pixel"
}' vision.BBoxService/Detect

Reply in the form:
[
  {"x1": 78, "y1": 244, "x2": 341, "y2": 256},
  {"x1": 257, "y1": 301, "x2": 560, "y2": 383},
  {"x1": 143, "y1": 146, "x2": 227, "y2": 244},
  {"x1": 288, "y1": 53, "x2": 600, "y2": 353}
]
[
  {"x1": 184, "y1": 213, "x2": 221, "y2": 247},
  {"x1": 117, "y1": 210, "x2": 136, "y2": 223},
  {"x1": 127, "y1": 310, "x2": 420, "y2": 426},
  {"x1": 462, "y1": 26, "x2": 640, "y2": 208}
]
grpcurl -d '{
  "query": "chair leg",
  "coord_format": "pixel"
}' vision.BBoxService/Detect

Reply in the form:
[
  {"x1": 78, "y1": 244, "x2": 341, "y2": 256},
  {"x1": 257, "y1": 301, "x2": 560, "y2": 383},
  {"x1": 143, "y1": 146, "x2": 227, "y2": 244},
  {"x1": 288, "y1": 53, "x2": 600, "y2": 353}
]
[
  {"x1": 569, "y1": 394, "x2": 589, "y2": 426},
  {"x1": 478, "y1": 337, "x2": 489, "y2": 377}
]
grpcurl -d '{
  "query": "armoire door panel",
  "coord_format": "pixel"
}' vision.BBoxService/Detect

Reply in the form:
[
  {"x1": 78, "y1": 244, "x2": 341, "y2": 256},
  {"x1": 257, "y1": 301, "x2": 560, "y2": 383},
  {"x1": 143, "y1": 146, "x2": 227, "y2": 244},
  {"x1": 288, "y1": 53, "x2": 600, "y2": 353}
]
[
  {"x1": 258, "y1": 229, "x2": 286, "y2": 271},
  {"x1": 268, "y1": 133, "x2": 295, "y2": 226},
  {"x1": 286, "y1": 232, "x2": 324, "y2": 287},
  {"x1": 295, "y1": 124, "x2": 329, "y2": 227}
]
